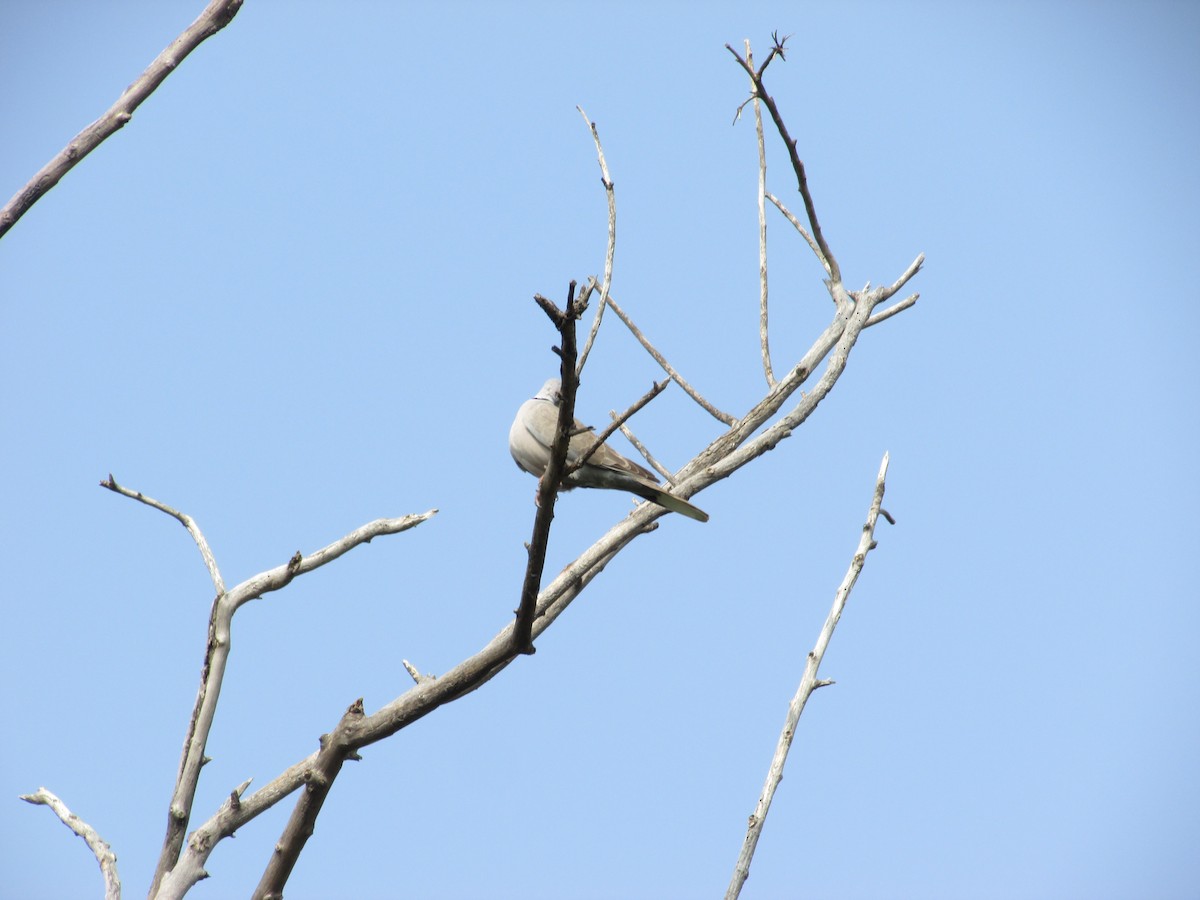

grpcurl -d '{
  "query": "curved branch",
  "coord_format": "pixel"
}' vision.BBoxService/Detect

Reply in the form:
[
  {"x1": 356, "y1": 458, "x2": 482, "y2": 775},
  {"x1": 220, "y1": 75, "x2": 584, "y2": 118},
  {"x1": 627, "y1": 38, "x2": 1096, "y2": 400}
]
[
  {"x1": 20, "y1": 788, "x2": 121, "y2": 900},
  {"x1": 102, "y1": 475, "x2": 225, "y2": 595},
  {"x1": 0, "y1": 0, "x2": 244, "y2": 241}
]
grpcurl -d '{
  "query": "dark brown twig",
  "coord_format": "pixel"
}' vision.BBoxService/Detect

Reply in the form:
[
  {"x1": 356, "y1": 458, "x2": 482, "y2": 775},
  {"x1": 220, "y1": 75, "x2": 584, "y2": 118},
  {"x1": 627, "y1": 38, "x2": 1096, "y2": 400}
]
[
  {"x1": 514, "y1": 281, "x2": 585, "y2": 653},
  {"x1": 726, "y1": 36, "x2": 842, "y2": 285}
]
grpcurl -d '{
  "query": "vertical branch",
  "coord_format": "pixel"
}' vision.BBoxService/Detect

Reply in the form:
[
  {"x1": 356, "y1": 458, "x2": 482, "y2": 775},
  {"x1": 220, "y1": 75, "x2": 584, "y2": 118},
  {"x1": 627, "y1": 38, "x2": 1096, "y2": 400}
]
[
  {"x1": 513, "y1": 281, "x2": 585, "y2": 653},
  {"x1": 725, "y1": 453, "x2": 891, "y2": 900},
  {"x1": 575, "y1": 108, "x2": 617, "y2": 377},
  {"x1": 746, "y1": 41, "x2": 775, "y2": 387}
]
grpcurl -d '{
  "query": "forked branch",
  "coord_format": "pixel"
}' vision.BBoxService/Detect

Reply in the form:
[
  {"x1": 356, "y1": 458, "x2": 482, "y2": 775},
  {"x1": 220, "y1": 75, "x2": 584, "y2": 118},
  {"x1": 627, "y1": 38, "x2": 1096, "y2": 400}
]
[{"x1": 726, "y1": 35, "x2": 841, "y2": 284}]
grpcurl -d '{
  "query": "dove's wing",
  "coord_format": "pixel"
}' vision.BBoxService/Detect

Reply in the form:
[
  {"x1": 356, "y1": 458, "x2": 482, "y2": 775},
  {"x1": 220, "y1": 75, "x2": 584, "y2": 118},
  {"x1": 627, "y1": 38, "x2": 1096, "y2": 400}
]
[{"x1": 509, "y1": 378, "x2": 709, "y2": 522}]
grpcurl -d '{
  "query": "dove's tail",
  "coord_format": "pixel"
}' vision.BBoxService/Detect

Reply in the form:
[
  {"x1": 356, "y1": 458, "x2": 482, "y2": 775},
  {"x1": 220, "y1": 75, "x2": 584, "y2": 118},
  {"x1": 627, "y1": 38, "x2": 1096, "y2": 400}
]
[{"x1": 636, "y1": 485, "x2": 710, "y2": 523}]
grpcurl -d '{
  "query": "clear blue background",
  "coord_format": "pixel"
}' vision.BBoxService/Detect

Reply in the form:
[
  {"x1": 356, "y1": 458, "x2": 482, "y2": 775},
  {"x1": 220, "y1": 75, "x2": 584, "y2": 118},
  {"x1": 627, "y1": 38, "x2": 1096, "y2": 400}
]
[{"x1": 2, "y1": 2, "x2": 1197, "y2": 898}]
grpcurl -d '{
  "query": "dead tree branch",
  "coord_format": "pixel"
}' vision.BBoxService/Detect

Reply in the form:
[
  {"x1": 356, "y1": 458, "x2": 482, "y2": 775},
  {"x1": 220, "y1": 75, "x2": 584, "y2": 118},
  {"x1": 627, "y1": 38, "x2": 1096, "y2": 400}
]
[
  {"x1": 565, "y1": 378, "x2": 669, "y2": 475},
  {"x1": 596, "y1": 283, "x2": 736, "y2": 425},
  {"x1": 726, "y1": 452, "x2": 891, "y2": 899},
  {"x1": 0, "y1": 0, "x2": 244, "y2": 241},
  {"x1": 20, "y1": 788, "x2": 121, "y2": 900},
  {"x1": 96, "y1": 478, "x2": 435, "y2": 898}
]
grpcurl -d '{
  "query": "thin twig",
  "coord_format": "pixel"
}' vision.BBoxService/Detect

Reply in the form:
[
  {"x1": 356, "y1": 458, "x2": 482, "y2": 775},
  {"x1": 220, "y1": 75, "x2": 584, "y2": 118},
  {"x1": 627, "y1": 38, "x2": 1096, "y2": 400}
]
[
  {"x1": 747, "y1": 41, "x2": 775, "y2": 388},
  {"x1": 726, "y1": 38, "x2": 842, "y2": 285},
  {"x1": 0, "y1": 0, "x2": 244, "y2": 240},
  {"x1": 576, "y1": 107, "x2": 616, "y2": 377},
  {"x1": 101, "y1": 475, "x2": 225, "y2": 594},
  {"x1": 766, "y1": 192, "x2": 828, "y2": 277},
  {"x1": 726, "y1": 452, "x2": 891, "y2": 900},
  {"x1": 565, "y1": 379, "x2": 669, "y2": 475},
  {"x1": 618, "y1": 421, "x2": 674, "y2": 483},
  {"x1": 865, "y1": 293, "x2": 918, "y2": 328},
  {"x1": 601, "y1": 287, "x2": 735, "y2": 425},
  {"x1": 880, "y1": 252, "x2": 925, "y2": 302},
  {"x1": 20, "y1": 788, "x2": 121, "y2": 900}
]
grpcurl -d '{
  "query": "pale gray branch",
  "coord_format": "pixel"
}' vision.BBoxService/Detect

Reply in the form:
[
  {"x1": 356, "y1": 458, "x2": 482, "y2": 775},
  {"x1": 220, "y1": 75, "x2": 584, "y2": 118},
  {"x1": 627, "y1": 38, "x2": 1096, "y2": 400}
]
[
  {"x1": 865, "y1": 292, "x2": 918, "y2": 328},
  {"x1": 102, "y1": 475, "x2": 225, "y2": 595},
  {"x1": 881, "y1": 252, "x2": 925, "y2": 301},
  {"x1": 600, "y1": 286, "x2": 736, "y2": 425},
  {"x1": 748, "y1": 42, "x2": 775, "y2": 388},
  {"x1": 766, "y1": 192, "x2": 828, "y2": 276},
  {"x1": 726, "y1": 452, "x2": 891, "y2": 899},
  {"x1": 0, "y1": 0, "x2": 244, "y2": 240},
  {"x1": 575, "y1": 107, "x2": 617, "y2": 377},
  {"x1": 20, "y1": 788, "x2": 121, "y2": 900},
  {"x1": 617, "y1": 420, "x2": 674, "y2": 483}
]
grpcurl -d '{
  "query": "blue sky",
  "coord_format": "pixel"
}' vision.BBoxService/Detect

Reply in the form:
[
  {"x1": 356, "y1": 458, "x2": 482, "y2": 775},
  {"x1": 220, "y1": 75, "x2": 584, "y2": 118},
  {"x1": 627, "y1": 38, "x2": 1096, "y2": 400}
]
[{"x1": 2, "y1": 2, "x2": 1197, "y2": 898}]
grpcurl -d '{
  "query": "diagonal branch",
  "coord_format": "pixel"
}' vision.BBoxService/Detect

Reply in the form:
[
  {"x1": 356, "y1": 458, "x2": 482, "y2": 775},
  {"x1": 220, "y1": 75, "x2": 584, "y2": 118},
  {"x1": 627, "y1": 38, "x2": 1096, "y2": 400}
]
[
  {"x1": 0, "y1": 0, "x2": 244, "y2": 241},
  {"x1": 250, "y1": 700, "x2": 365, "y2": 900},
  {"x1": 565, "y1": 378, "x2": 669, "y2": 476},
  {"x1": 726, "y1": 452, "x2": 891, "y2": 899},
  {"x1": 20, "y1": 788, "x2": 121, "y2": 900},
  {"x1": 599, "y1": 285, "x2": 736, "y2": 425},
  {"x1": 766, "y1": 192, "x2": 829, "y2": 277}
]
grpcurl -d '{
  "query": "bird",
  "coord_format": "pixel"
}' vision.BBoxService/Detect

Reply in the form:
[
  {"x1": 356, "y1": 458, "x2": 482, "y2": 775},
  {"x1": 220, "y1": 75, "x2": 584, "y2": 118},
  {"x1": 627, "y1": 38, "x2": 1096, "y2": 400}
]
[{"x1": 509, "y1": 378, "x2": 709, "y2": 522}]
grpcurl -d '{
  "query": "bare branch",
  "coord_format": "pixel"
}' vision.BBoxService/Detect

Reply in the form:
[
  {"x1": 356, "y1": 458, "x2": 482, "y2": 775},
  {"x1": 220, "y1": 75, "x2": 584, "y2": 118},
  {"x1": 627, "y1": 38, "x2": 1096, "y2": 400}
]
[
  {"x1": 0, "y1": 0, "x2": 244, "y2": 241},
  {"x1": 565, "y1": 379, "x2": 669, "y2": 476},
  {"x1": 880, "y1": 252, "x2": 925, "y2": 301},
  {"x1": 865, "y1": 293, "x2": 918, "y2": 328},
  {"x1": 251, "y1": 700, "x2": 366, "y2": 900},
  {"x1": 746, "y1": 41, "x2": 776, "y2": 388},
  {"x1": 766, "y1": 192, "x2": 829, "y2": 277},
  {"x1": 600, "y1": 286, "x2": 736, "y2": 425},
  {"x1": 575, "y1": 107, "x2": 617, "y2": 377},
  {"x1": 102, "y1": 474, "x2": 225, "y2": 595},
  {"x1": 726, "y1": 39, "x2": 842, "y2": 285},
  {"x1": 20, "y1": 788, "x2": 121, "y2": 900},
  {"x1": 726, "y1": 452, "x2": 891, "y2": 899},
  {"x1": 617, "y1": 421, "x2": 674, "y2": 483}
]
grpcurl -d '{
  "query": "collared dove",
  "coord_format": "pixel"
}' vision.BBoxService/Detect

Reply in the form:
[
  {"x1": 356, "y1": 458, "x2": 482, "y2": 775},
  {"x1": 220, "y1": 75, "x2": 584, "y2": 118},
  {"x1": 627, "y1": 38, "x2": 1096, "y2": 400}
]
[{"x1": 509, "y1": 378, "x2": 709, "y2": 522}]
